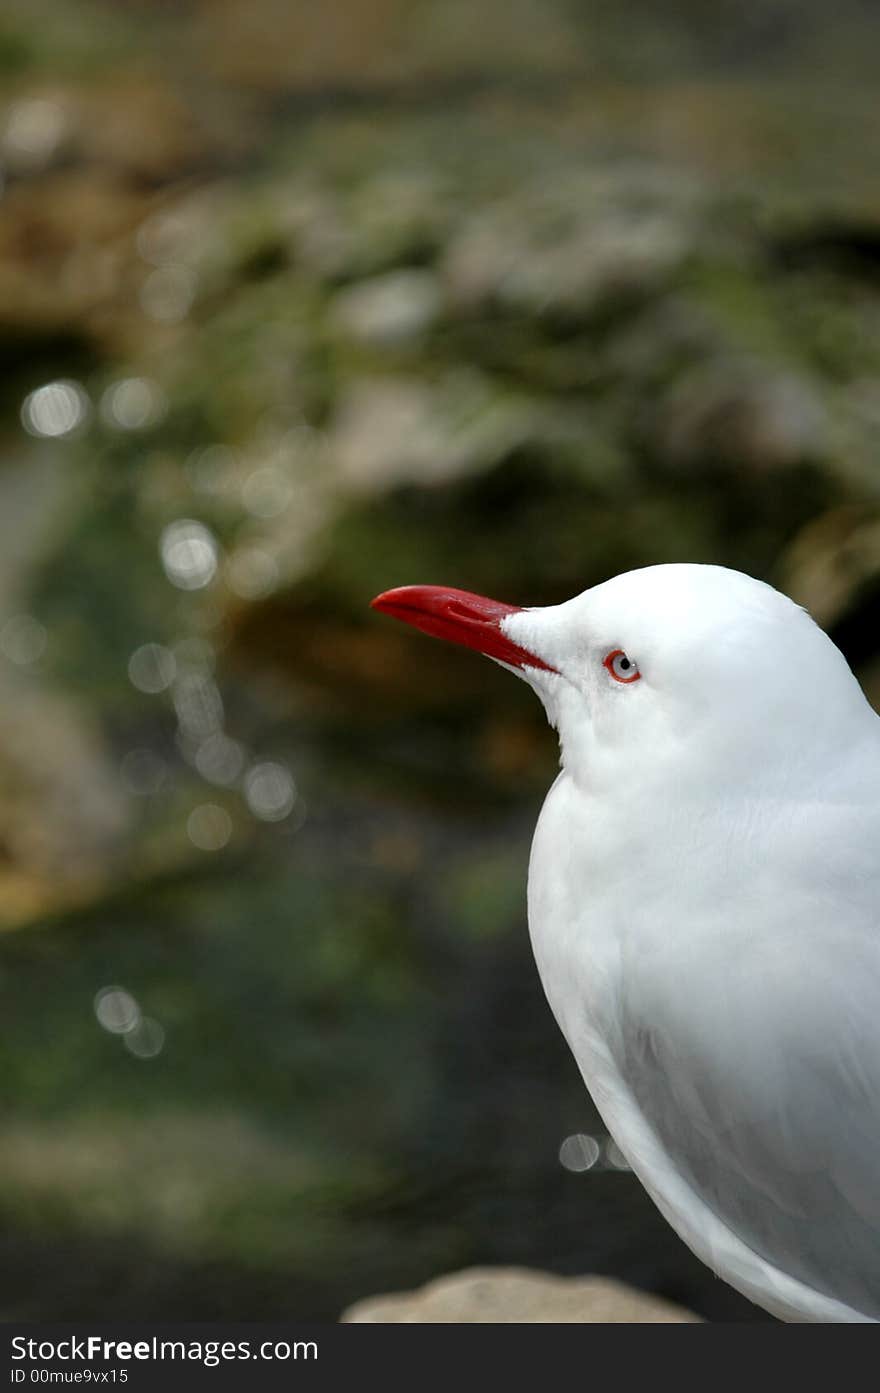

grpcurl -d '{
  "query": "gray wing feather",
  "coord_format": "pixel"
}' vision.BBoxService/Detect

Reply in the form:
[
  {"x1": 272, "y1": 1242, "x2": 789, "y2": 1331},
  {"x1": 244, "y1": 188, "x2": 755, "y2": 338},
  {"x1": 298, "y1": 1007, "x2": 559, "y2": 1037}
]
[{"x1": 618, "y1": 914, "x2": 880, "y2": 1318}]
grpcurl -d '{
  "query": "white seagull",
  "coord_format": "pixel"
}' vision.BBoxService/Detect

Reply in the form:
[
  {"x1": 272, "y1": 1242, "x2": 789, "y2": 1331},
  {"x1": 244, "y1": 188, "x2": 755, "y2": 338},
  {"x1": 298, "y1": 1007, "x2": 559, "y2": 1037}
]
[{"x1": 372, "y1": 563, "x2": 880, "y2": 1322}]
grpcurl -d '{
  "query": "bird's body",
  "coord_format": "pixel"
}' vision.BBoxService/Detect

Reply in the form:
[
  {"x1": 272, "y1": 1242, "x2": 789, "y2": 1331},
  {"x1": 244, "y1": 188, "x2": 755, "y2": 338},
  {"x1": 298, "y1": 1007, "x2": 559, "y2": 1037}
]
[
  {"x1": 529, "y1": 755, "x2": 880, "y2": 1321},
  {"x1": 373, "y1": 564, "x2": 880, "y2": 1321}
]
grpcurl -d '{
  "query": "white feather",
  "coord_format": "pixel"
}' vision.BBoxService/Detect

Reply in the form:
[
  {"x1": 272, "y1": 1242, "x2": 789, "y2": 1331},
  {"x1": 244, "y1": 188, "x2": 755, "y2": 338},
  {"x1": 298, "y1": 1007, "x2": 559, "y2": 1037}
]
[{"x1": 502, "y1": 563, "x2": 880, "y2": 1322}]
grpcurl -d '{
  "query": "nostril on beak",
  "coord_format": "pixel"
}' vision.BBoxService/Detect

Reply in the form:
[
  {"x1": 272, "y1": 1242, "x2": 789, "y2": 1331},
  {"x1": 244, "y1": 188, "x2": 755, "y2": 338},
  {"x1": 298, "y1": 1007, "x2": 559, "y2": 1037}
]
[{"x1": 447, "y1": 600, "x2": 489, "y2": 623}]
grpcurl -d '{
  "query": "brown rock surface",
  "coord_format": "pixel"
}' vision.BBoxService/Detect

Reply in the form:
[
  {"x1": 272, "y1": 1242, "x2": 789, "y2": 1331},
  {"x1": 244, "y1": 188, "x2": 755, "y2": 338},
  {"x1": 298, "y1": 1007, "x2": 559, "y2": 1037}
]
[{"x1": 341, "y1": 1266, "x2": 701, "y2": 1323}]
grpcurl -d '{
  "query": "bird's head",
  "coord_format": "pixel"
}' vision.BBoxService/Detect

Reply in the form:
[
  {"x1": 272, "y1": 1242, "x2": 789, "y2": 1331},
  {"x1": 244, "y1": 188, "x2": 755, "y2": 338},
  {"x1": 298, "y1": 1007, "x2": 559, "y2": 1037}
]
[{"x1": 372, "y1": 564, "x2": 875, "y2": 796}]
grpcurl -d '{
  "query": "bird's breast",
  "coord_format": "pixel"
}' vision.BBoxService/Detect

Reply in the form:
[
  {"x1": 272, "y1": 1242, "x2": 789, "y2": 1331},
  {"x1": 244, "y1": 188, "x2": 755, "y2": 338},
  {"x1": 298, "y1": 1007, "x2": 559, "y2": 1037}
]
[
  {"x1": 526, "y1": 773, "x2": 798, "y2": 1075},
  {"x1": 527, "y1": 773, "x2": 629, "y2": 1062}
]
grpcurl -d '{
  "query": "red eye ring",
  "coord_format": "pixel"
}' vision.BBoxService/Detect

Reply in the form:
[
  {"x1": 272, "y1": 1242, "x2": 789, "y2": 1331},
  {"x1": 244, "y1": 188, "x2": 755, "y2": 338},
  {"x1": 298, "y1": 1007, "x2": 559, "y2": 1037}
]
[{"x1": 603, "y1": 649, "x2": 641, "y2": 684}]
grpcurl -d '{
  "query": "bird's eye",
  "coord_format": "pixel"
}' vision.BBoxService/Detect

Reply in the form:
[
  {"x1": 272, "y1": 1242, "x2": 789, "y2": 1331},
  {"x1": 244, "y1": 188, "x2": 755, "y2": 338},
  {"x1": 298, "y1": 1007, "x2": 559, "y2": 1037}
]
[{"x1": 603, "y1": 649, "x2": 641, "y2": 684}]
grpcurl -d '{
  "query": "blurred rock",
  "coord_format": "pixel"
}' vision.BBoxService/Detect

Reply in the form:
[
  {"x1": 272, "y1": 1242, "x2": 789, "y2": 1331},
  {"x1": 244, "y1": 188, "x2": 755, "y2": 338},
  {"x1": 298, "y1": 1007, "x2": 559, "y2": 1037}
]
[
  {"x1": 280, "y1": 170, "x2": 452, "y2": 282},
  {"x1": 828, "y1": 378, "x2": 880, "y2": 499},
  {"x1": 330, "y1": 373, "x2": 536, "y2": 491},
  {"x1": 652, "y1": 361, "x2": 828, "y2": 474},
  {"x1": 341, "y1": 1266, "x2": 701, "y2": 1322},
  {"x1": 443, "y1": 173, "x2": 696, "y2": 321},
  {"x1": 0, "y1": 80, "x2": 208, "y2": 184},
  {"x1": 0, "y1": 672, "x2": 130, "y2": 926},
  {"x1": 347, "y1": 171, "x2": 454, "y2": 270},
  {"x1": 1, "y1": 93, "x2": 75, "y2": 176},
  {"x1": 0, "y1": 170, "x2": 147, "y2": 346},
  {"x1": 277, "y1": 183, "x2": 360, "y2": 281},
  {"x1": 328, "y1": 270, "x2": 442, "y2": 348},
  {"x1": 781, "y1": 505, "x2": 880, "y2": 626}
]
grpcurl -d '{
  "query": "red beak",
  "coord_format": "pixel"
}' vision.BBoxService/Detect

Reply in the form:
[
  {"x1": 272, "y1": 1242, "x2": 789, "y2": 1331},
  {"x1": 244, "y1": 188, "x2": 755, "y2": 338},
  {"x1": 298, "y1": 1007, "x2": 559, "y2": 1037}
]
[{"x1": 370, "y1": 585, "x2": 556, "y2": 673}]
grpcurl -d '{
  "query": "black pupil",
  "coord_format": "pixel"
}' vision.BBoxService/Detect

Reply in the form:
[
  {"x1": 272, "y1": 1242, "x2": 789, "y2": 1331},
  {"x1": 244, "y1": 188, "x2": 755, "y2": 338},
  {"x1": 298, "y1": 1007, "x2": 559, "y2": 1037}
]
[{"x1": 619, "y1": 656, "x2": 630, "y2": 670}]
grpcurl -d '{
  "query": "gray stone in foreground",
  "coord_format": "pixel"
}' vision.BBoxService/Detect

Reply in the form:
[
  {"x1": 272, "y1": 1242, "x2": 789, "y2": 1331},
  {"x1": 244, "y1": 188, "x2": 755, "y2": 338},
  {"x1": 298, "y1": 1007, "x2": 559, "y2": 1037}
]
[{"x1": 341, "y1": 1266, "x2": 701, "y2": 1323}]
